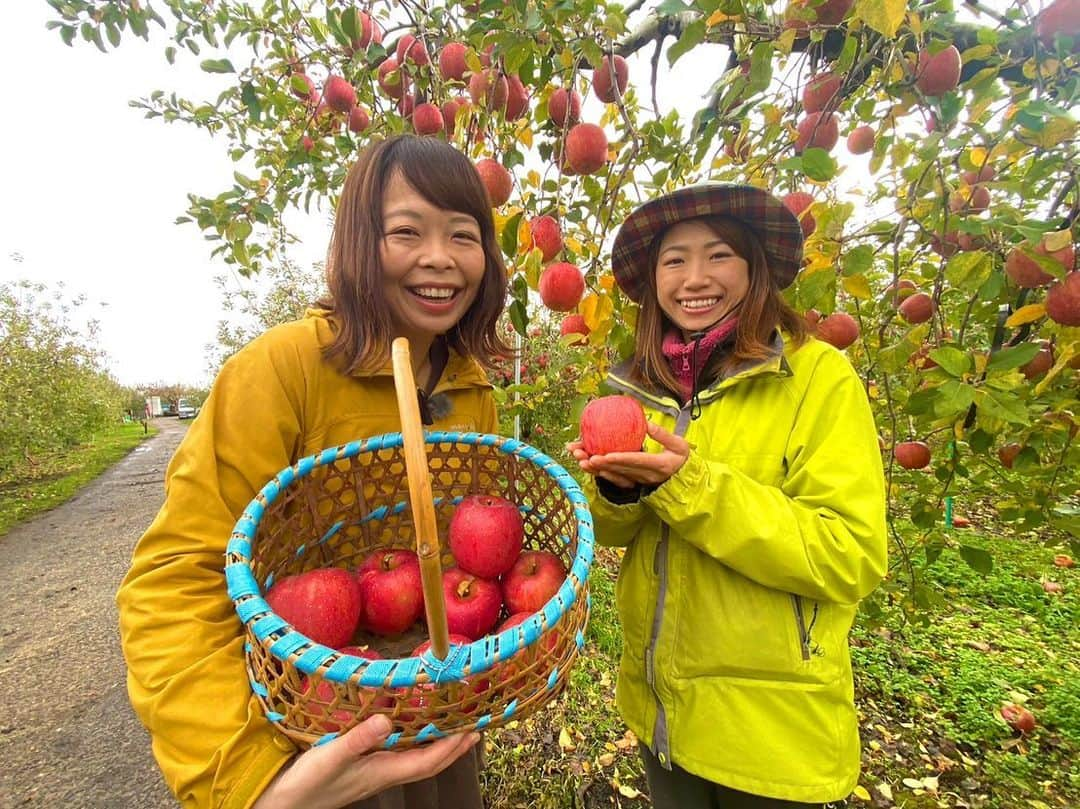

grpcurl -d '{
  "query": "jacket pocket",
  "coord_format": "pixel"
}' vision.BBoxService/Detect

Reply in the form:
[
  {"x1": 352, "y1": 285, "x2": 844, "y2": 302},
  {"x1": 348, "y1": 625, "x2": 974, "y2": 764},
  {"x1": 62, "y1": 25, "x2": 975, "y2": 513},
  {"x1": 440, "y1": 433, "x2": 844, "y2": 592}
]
[{"x1": 670, "y1": 545, "x2": 810, "y2": 681}]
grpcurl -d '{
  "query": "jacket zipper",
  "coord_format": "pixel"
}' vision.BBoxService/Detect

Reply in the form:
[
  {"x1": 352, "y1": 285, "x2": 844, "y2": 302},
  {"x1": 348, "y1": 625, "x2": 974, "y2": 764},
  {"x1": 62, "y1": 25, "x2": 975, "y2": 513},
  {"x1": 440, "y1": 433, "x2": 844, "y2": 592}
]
[{"x1": 792, "y1": 595, "x2": 811, "y2": 661}]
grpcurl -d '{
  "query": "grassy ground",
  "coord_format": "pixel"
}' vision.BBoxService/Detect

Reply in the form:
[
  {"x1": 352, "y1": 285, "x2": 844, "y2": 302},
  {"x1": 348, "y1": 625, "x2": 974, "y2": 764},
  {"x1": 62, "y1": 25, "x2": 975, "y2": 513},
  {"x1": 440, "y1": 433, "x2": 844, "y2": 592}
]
[
  {"x1": 481, "y1": 534, "x2": 1080, "y2": 808},
  {"x1": 0, "y1": 420, "x2": 156, "y2": 536}
]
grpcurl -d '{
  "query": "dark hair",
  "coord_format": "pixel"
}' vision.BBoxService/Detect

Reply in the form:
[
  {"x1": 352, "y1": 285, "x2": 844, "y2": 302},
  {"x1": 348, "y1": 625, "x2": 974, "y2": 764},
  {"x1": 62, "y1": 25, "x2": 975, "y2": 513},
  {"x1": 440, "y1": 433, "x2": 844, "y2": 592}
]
[
  {"x1": 630, "y1": 215, "x2": 807, "y2": 395},
  {"x1": 319, "y1": 134, "x2": 511, "y2": 372}
]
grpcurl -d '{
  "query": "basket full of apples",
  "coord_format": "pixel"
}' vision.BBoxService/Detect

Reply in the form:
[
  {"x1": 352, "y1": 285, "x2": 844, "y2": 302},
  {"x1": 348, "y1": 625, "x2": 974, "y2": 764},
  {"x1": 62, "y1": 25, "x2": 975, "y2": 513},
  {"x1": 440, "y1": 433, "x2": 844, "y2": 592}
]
[{"x1": 225, "y1": 339, "x2": 593, "y2": 749}]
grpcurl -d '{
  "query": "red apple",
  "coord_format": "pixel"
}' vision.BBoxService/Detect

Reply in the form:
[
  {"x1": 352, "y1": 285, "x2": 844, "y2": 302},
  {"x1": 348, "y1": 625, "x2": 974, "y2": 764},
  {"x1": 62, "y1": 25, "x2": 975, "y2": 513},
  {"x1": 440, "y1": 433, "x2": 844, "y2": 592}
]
[
  {"x1": 894, "y1": 441, "x2": 931, "y2": 470},
  {"x1": 395, "y1": 34, "x2": 429, "y2": 66},
  {"x1": 348, "y1": 105, "x2": 371, "y2": 134},
  {"x1": 580, "y1": 395, "x2": 648, "y2": 456},
  {"x1": 789, "y1": 0, "x2": 853, "y2": 25},
  {"x1": 290, "y1": 72, "x2": 315, "y2": 100},
  {"x1": 961, "y1": 164, "x2": 996, "y2": 185},
  {"x1": 377, "y1": 57, "x2": 407, "y2": 99},
  {"x1": 469, "y1": 69, "x2": 508, "y2": 113},
  {"x1": 847, "y1": 125, "x2": 875, "y2": 154},
  {"x1": 397, "y1": 93, "x2": 415, "y2": 120},
  {"x1": 815, "y1": 312, "x2": 860, "y2": 349},
  {"x1": 781, "y1": 191, "x2": 815, "y2": 237},
  {"x1": 474, "y1": 158, "x2": 513, "y2": 207},
  {"x1": 1036, "y1": 0, "x2": 1080, "y2": 47},
  {"x1": 502, "y1": 550, "x2": 567, "y2": 615},
  {"x1": 539, "y1": 262, "x2": 586, "y2": 311},
  {"x1": 560, "y1": 313, "x2": 590, "y2": 345},
  {"x1": 1046, "y1": 271, "x2": 1080, "y2": 326},
  {"x1": 548, "y1": 87, "x2": 582, "y2": 128},
  {"x1": 527, "y1": 215, "x2": 563, "y2": 262},
  {"x1": 1000, "y1": 703, "x2": 1036, "y2": 734},
  {"x1": 795, "y1": 111, "x2": 839, "y2": 153},
  {"x1": 438, "y1": 42, "x2": 469, "y2": 81},
  {"x1": 356, "y1": 549, "x2": 425, "y2": 636},
  {"x1": 916, "y1": 44, "x2": 961, "y2": 96},
  {"x1": 1006, "y1": 237, "x2": 1074, "y2": 288},
  {"x1": 301, "y1": 135, "x2": 315, "y2": 153},
  {"x1": 348, "y1": 11, "x2": 382, "y2": 52},
  {"x1": 442, "y1": 567, "x2": 503, "y2": 640},
  {"x1": 266, "y1": 568, "x2": 362, "y2": 648},
  {"x1": 899, "y1": 292, "x2": 936, "y2": 324},
  {"x1": 592, "y1": 54, "x2": 628, "y2": 103},
  {"x1": 448, "y1": 494, "x2": 524, "y2": 579},
  {"x1": 323, "y1": 75, "x2": 356, "y2": 113},
  {"x1": 802, "y1": 73, "x2": 841, "y2": 113},
  {"x1": 412, "y1": 102, "x2": 444, "y2": 136},
  {"x1": 565, "y1": 123, "x2": 609, "y2": 175},
  {"x1": 998, "y1": 442, "x2": 1023, "y2": 469},
  {"x1": 1021, "y1": 343, "x2": 1054, "y2": 380},
  {"x1": 1053, "y1": 554, "x2": 1076, "y2": 568},
  {"x1": 504, "y1": 75, "x2": 530, "y2": 120},
  {"x1": 884, "y1": 278, "x2": 918, "y2": 305},
  {"x1": 441, "y1": 97, "x2": 469, "y2": 137},
  {"x1": 949, "y1": 185, "x2": 991, "y2": 213}
]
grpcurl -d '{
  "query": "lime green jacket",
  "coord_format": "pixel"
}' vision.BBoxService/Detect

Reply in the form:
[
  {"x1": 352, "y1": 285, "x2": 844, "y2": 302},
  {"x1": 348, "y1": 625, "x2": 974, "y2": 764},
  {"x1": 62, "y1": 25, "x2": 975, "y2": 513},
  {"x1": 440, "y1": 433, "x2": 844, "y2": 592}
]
[
  {"x1": 116, "y1": 310, "x2": 497, "y2": 809},
  {"x1": 585, "y1": 335, "x2": 886, "y2": 803}
]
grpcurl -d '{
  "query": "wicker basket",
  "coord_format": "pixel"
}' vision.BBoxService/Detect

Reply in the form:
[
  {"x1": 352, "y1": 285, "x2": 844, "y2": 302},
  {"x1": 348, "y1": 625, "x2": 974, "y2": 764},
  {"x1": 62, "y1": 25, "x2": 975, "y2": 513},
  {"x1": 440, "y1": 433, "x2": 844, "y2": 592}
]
[{"x1": 225, "y1": 339, "x2": 594, "y2": 749}]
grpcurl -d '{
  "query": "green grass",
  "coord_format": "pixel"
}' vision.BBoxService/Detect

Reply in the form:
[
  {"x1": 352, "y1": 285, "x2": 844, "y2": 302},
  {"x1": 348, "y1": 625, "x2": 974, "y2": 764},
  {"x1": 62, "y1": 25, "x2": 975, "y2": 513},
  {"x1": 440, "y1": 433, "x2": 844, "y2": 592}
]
[{"x1": 0, "y1": 421, "x2": 157, "y2": 536}]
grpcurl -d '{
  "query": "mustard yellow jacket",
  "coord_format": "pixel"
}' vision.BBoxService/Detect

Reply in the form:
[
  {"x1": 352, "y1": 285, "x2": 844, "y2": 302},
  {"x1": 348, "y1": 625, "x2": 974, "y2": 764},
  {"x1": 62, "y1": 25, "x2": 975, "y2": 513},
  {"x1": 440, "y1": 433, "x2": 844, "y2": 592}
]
[
  {"x1": 117, "y1": 310, "x2": 497, "y2": 809},
  {"x1": 585, "y1": 335, "x2": 887, "y2": 803}
]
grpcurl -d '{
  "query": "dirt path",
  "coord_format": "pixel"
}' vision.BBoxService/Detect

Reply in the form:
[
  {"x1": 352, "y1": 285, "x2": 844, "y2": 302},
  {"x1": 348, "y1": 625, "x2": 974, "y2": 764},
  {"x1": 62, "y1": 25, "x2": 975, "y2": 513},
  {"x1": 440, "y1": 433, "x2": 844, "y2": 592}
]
[{"x1": 0, "y1": 418, "x2": 188, "y2": 808}]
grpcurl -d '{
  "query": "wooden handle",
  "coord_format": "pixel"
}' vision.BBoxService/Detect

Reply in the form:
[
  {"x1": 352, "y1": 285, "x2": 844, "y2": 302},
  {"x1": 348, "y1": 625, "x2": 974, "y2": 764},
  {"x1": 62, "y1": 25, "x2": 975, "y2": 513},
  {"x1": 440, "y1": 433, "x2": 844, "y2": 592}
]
[{"x1": 391, "y1": 337, "x2": 449, "y2": 662}]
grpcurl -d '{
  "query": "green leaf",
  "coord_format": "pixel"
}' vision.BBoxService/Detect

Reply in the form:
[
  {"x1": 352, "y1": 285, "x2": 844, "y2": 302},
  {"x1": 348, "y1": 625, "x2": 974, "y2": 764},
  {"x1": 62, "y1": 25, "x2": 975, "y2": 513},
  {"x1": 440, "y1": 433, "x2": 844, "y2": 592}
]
[
  {"x1": 801, "y1": 148, "x2": 837, "y2": 182},
  {"x1": 854, "y1": 0, "x2": 906, "y2": 37},
  {"x1": 958, "y1": 545, "x2": 993, "y2": 574},
  {"x1": 59, "y1": 24, "x2": 76, "y2": 46},
  {"x1": 944, "y1": 251, "x2": 991, "y2": 288},
  {"x1": 933, "y1": 380, "x2": 976, "y2": 417},
  {"x1": 165, "y1": 46, "x2": 177, "y2": 64},
  {"x1": 1050, "y1": 505, "x2": 1080, "y2": 539},
  {"x1": 667, "y1": 19, "x2": 705, "y2": 67},
  {"x1": 928, "y1": 347, "x2": 971, "y2": 378},
  {"x1": 509, "y1": 299, "x2": 529, "y2": 336},
  {"x1": 240, "y1": 82, "x2": 261, "y2": 122},
  {"x1": 200, "y1": 58, "x2": 235, "y2": 74},
  {"x1": 974, "y1": 389, "x2": 1029, "y2": 424},
  {"x1": 501, "y1": 212, "x2": 523, "y2": 257},
  {"x1": 842, "y1": 245, "x2": 874, "y2": 277},
  {"x1": 747, "y1": 41, "x2": 773, "y2": 93},
  {"x1": 986, "y1": 343, "x2": 1041, "y2": 374}
]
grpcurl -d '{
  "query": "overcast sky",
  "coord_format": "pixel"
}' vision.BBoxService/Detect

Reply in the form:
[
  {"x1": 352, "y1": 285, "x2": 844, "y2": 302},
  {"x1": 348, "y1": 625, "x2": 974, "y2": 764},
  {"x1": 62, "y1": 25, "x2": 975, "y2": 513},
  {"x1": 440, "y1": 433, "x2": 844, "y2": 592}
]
[{"x1": 1, "y1": 3, "x2": 1011, "y2": 389}]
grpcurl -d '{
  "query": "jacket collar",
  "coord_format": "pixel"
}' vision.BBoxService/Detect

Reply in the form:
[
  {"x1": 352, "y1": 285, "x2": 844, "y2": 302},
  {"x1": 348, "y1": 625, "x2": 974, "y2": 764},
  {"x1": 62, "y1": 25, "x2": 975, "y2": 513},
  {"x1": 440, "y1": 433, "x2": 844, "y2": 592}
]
[{"x1": 606, "y1": 331, "x2": 792, "y2": 416}]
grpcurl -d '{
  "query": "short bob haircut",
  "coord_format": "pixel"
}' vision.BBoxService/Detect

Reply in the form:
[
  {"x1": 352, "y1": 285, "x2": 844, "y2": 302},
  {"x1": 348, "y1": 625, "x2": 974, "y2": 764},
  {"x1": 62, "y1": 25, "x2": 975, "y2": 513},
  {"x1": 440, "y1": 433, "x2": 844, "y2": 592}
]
[
  {"x1": 320, "y1": 134, "x2": 512, "y2": 373},
  {"x1": 630, "y1": 214, "x2": 808, "y2": 397}
]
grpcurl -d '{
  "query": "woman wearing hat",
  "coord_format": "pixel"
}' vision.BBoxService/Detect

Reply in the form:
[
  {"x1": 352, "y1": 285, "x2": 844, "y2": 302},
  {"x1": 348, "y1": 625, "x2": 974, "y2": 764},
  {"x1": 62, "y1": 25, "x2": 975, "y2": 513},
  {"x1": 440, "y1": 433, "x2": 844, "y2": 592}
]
[{"x1": 569, "y1": 184, "x2": 887, "y2": 807}]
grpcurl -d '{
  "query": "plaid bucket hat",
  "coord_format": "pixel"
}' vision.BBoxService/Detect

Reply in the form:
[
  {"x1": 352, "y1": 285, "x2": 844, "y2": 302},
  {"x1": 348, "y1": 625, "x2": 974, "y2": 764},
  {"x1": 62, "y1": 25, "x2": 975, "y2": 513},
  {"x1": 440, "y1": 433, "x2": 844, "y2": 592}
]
[{"x1": 611, "y1": 184, "x2": 805, "y2": 303}]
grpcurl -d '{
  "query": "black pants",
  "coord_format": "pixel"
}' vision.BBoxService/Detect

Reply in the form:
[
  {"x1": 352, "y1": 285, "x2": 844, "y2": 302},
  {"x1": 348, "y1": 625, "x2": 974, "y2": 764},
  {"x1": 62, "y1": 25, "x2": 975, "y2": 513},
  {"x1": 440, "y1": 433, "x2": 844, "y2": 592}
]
[{"x1": 640, "y1": 744, "x2": 846, "y2": 809}]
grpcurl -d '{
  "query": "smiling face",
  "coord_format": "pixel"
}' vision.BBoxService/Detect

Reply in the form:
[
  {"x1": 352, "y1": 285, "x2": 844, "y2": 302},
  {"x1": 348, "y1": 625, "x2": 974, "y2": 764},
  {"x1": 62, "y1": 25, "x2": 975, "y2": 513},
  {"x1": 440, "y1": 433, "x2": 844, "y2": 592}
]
[
  {"x1": 379, "y1": 170, "x2": 486, "y2": 352},
  {"x1": 654, "y1": 218, "x2": 751, "y2": 337}
]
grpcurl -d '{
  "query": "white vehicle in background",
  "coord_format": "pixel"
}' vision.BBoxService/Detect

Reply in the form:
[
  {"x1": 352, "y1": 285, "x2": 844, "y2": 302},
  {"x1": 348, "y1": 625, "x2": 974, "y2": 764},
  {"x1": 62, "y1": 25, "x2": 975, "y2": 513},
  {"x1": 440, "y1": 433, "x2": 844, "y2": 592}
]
[{"x1": 177, "y1": 398, "x2": 198, "y2": 420}]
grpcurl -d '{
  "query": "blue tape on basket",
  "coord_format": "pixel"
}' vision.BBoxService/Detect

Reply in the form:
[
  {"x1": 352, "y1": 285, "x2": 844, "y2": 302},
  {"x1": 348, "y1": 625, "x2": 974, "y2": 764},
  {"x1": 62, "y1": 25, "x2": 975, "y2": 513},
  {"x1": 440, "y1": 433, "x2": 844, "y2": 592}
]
[
  {"x1": 295, "y1": 644, "x2": 338, "y2": 676},
  {"x1": 352, "y1": 658, "x2": 404, "y2": 688},
  {"x1": 323, "y1": 654, "x2": 370, "y2": 682},
  {"x1": 547, "y1": 667, "x2": 559, "y2": 689},
  {"x1": 267, "y1": 711, "x2": 284, "y2": 722},
  {"x1": 235, "y1": 595, "x2": 270, "y2": 624},
  {"x1": 416, "y1": 724, "x2": 447, "y2": 743},
  {"x1": 475, "y1": 714, "x2": 492, "y2": 730},
  {"x1": 586, "y1": 592, "x2": 592, "y2": 610},
  {"x1": 472, "y1": 635, "x2": 497, "y2": 669},
  {"x1": 264, "y1": 572, "x2": 275, "y2": 590},
  {"x1": 244, "y1": 641, "x2": 252, "y2": 653},
  {"x1": 313, "y1": 733, "x2": 337, "y2": 747},
  {"x1": 251, "y1": 612, "x2": 288, "y2": 642},
  {"x1": 576, "y1": 630, "x2": 585, "y2": 649},
  {"x1": 318, "y1": 520, "x2": 344, "y2": 545},
  {"x1": 296, "y1": 454, "x2": 317, "y2": 477},
  {"x1": 225, "y1": 565, "x2": 258, "y2": 600},
  {"x1": 294, "y1": 543, "x2": 306, "y2": 558},
  {"x1": 383, "y1": 732, "x2": 402, "y2": 749},
  {"x1": 250, "y1": 679, "x2": 268, "y2": 698},
  {"x1": 419, "y1": 645, "x2": 470, "y2": 684},
  {"x1": 269, "y1": 630, "x2": 310, "y2": 659},
  {"x1": 502, "y1": 699, "x2": 518, "y2": 720},
  {"x1": 226, "y1": 536, "x2": 252, "y2": 557}
]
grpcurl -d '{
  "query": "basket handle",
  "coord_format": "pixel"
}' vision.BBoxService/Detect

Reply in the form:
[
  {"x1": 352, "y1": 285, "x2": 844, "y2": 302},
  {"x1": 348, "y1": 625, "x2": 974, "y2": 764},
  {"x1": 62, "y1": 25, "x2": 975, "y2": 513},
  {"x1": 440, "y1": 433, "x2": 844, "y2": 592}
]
[{"x1": 391, "y1": 337, "x2": 450, "y2": 661}]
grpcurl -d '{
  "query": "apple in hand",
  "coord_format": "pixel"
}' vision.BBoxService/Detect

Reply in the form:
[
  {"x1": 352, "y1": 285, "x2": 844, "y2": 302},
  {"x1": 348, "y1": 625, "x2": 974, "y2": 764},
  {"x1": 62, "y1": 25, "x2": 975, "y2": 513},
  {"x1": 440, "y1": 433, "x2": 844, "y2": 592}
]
[
  {"x1": 266, "y1": 568, "x2": 362, "y2": 648},
  {"x1": 442, "y1": 567, "x2": 503, "y2": 640},
  {"x1": 448, "y1": 494, "x2": 524, "y2": 579},
  {"x1": 580, "y1": 395, "x2": 648, "y2": 456},
  {"x1": 502, "y1": 550, "x2": 566, "y2": 615},
  {"x1": 356, "y1": 549, "x2": 425, "y2": 635}
]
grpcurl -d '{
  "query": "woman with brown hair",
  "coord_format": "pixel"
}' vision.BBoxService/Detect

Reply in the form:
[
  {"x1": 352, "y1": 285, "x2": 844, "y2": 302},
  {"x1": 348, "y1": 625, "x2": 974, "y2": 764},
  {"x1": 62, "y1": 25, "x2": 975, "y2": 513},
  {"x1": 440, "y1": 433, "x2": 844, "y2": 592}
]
[
  {"x1": 570, "y1": 185, "x2": 887, "y2": 808},
  {"x1": 117, "y1": 135, "x2": 511, "y2": 809}
]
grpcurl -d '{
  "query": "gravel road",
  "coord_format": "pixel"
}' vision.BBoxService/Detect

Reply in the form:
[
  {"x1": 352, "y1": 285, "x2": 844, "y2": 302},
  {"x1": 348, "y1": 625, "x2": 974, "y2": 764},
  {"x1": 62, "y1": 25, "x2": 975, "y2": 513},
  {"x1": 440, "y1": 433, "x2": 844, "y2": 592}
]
[{"x1": 0, "y1": 418, "x2": 187, "y2": 808}]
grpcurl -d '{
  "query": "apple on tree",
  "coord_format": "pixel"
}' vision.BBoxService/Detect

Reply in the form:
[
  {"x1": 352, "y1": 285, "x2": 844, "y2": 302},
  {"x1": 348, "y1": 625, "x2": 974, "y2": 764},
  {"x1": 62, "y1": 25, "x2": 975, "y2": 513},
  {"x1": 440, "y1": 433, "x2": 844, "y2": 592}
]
[
  {"x1": 894, "y1": 441, "x2": 932, "y2": 470},
  {"x1": 814, "y1": 312, "x2": 860, "y2": 350},
  {"x1": 448, "y1": 494, "x2": 524, "y2": 579},
  {"x1": 539, "y1": 262, "x2": 585, "y2": 311}
]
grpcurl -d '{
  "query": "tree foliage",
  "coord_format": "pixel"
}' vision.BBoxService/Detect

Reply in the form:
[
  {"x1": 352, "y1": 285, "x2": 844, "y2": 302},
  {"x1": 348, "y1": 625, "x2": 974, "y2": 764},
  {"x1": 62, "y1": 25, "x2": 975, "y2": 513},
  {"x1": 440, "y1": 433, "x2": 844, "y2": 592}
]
[
  {"x1": 0, "y1": 280, "x2": 129, "y2": 479},
  {"x1": 46, "y1": 0, "x2": 1080, "y2": 604}
]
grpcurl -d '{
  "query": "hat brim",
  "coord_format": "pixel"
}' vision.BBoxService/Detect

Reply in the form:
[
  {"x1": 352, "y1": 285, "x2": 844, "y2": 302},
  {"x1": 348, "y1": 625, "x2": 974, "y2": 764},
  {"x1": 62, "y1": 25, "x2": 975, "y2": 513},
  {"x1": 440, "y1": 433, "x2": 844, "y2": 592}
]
[{"x1": 611, "y1": 184, "x2": 804, "y2": 303}]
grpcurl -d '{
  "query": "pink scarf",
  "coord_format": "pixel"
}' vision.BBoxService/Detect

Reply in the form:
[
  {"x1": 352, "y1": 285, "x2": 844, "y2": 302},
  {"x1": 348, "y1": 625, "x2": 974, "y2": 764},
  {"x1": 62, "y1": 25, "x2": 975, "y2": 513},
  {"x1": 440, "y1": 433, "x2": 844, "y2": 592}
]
[{"x1": 661, "y1": 318, "x2": 739, "y2": 403}]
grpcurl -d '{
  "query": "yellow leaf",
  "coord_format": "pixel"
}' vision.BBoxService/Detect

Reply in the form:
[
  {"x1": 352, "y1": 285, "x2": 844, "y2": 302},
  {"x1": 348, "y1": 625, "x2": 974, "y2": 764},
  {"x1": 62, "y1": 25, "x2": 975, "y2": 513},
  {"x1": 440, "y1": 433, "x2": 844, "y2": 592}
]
[
  {"x1": 706, "y1": 10, "x2": 741, "y2": 26},
  {"x1": 581, "y1": 293, "x2": 614, "y2": 332},
  {"x1": 597, "y1": 752, "x2": 615, "y2": 767},
  {"x1": 558, "y1": 727, "x2": 575, "y2": 752},
  {"x1": 842, "y1": 275, "x2": 872, "y2": 300},
  {"x1": 1043, "y1": 229, "x2": 1072, "y2": 251},
  {"x1": 617, "y1": 785, "x2": 641, "y2": 798},
  {"x1": 876, "y1": 783, "x2": 893, "y2": 801},
  {"x1": 516, "y1": 119, "x2": 533, "y2": 149},
  {"x1": 565, "y1": 236, "x2": 583, "y2": 255},
  {"x1": 1005, "y1": 303, "x2": 1046, "y2": 327},
  {"x1": 966, "y1": 146, "x2": 988, "y2": 169},
  {"x1": 851, "y1": 785, "x2": 871, "y2": 801},
  {"x1": 776, "y1": 27, "x2": 797, "y2": 56},
  {"x1": 855, "y1": 0, "x2": 906, "y2": 37},
  {"x1": 762, "y1": 104, "x2": 783, "y2": 126}
]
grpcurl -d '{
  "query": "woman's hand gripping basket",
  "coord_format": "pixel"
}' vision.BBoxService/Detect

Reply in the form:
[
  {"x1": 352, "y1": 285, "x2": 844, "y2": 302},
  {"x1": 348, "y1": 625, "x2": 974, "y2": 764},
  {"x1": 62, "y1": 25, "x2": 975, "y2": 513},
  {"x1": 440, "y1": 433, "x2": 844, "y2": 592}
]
[{"x1": 225, "y1": 338, "x2": 594, "y2": 749}]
